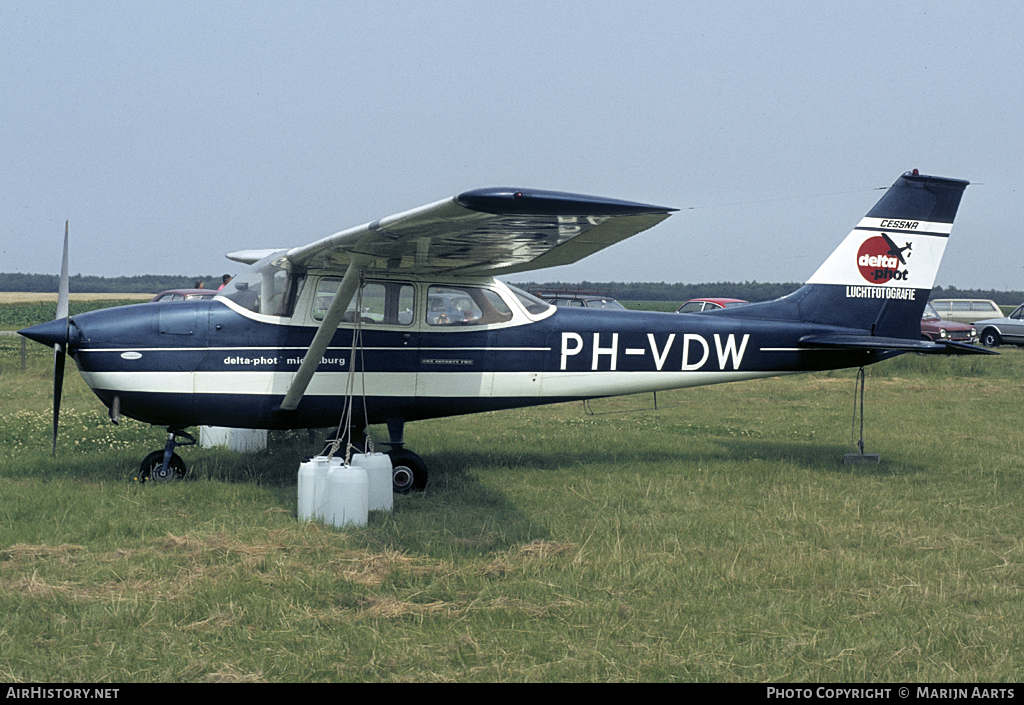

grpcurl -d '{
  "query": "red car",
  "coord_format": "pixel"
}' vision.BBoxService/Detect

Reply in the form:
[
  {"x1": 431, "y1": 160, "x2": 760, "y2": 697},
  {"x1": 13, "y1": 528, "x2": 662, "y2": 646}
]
[
  {"x1": 675, "y1": 298, "x2": 748, "y2": 313},
  {"x1": 921, "y1": 302, "x2": 978, "y2": 343}
]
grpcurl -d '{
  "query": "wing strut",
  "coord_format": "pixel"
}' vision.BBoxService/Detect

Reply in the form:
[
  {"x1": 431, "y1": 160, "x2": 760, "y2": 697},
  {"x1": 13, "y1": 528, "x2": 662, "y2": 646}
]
[{"x1": 275, "y1": 255, "x2": 370, "y2": 414}]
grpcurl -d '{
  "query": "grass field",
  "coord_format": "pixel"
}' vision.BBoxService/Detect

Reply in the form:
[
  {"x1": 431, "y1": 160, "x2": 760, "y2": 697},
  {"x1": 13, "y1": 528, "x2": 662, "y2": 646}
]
[{"x1": 2, "y1": 307, "x2": 1023, "y2": 682}]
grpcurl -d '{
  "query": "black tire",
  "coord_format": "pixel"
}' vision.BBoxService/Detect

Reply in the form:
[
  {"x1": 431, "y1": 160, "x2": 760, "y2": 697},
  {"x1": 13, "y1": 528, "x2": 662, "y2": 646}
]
[
  {"x1": 138, "y1": 450, "x2": 187, "y2": 482},
  {"x1": 387, "y1": 448, "x2": 428, "y2": 494},
  {"x1": 981, "y1": 328, "x2": 1002, "y2": 348}
]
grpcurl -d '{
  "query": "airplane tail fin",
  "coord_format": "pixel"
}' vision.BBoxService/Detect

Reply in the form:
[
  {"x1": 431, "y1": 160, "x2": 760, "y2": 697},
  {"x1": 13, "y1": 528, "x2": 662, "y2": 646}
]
[
  {"x1": 800, "y1": 169, "x2": 968, "y2": 337},
  {"x1": 745, "y1": 171, "x2": 971, "y2": 346}
]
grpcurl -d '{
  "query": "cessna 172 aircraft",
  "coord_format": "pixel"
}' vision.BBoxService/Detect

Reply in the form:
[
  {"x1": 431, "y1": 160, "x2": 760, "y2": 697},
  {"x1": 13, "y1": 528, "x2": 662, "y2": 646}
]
[{"x1": 20, "y1": 170, "x2": 992, "y2": 491}]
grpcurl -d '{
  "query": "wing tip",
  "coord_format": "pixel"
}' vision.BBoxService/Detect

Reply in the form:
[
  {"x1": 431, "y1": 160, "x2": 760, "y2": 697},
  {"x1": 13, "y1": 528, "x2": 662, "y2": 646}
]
[{"x1": 226, "y1": 249, "x2": 286, "y2": 265}]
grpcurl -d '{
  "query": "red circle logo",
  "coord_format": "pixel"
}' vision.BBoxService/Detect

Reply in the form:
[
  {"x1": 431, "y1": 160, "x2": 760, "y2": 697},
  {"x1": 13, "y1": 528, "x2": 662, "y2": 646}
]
[{"x1": 856, "y1": 236, "x2": 906, "y2": 284}]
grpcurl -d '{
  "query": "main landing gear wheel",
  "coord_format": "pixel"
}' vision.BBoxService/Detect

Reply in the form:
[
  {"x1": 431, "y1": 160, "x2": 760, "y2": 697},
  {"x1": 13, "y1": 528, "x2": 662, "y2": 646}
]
[
  {"x1": 138, "y1": 450, "x2": 187, "y2": 482},
  {"x1": 388, "y1": 448, "x2": 428, "y2": 494}
]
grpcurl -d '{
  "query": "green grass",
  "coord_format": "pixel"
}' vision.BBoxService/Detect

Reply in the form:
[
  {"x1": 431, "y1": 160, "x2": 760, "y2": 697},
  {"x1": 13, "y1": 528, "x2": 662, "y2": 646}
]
[
  {"x1": 2, "y1": 334, "x2": 1024, "y2": 682},
  {"x1": 621, "y1": 300, "x2": 680, "y2": 312},
  {"x1": 0, "y1": 300, "x2": 145, "y2": 331}
]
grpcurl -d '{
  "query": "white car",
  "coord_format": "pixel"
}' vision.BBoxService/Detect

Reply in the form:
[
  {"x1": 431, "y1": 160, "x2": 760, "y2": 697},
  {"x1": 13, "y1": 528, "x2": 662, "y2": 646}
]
[
  {"x1": 929, "y1": 298, "x2": 1003, "y2": 325},
  {"x1": 974, "y1": 303, "x2": 1024, "y2": 347}
]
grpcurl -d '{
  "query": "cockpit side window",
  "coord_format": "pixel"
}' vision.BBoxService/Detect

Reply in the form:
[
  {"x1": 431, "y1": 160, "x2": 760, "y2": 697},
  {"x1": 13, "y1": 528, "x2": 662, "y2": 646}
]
[
  {"x1": 426, "y1": 285, "x2": 513, "y2": 326},
  {"x1": 313, "y1": 279, "x2": 414, "y2": 325}
]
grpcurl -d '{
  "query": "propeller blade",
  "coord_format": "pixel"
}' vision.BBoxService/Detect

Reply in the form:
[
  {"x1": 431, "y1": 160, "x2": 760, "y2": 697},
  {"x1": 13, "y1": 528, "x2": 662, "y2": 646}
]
[
  {"x1": 57, "y1": 221, "x2": 69, "y2": 319},
  {"x1": 52, "y1": 221, "x2": 70, "y2": 456},
  {"x1": 52, "y1": 345, "x2": 65, "y2": 456}
]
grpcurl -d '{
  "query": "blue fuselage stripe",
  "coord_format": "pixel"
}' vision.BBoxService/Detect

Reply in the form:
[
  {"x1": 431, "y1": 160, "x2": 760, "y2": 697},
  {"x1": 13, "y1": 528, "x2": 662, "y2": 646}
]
[{"x1": 69, "y1": 298, "x2": 897, "y2": 429}]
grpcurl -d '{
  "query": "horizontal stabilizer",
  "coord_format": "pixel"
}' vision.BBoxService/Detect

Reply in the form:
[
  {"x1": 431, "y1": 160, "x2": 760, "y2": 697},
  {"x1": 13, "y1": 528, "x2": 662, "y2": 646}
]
[
  {"x1": 800, "y1": 334, "x2": 998, "y2": 356},
  {"x1": 935, "y1": 340, "x2": 1000, "y2": 355}
]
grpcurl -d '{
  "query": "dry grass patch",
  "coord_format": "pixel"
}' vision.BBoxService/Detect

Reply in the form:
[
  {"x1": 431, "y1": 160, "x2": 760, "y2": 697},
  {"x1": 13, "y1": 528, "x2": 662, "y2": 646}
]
[
  {"x1": 480, "y1": 540, "x2": 576, "y2": 578},
  {"x1": 158, "y1": 531, "x2": 290, "y2": 556},
  {"x1": 154, "y1": 530, "x2": 441, "y2": 589},
  {"x1": 359, "y1": 595, "x2": 457, "y2": 618},
  {"x1": 516, "y1": 539, "x2": 576, "y2": 558},
  {"x1": 334, "y1": 550, "x2": 429, "y2": 586},
  {"x1": 203, "y1": 667, "x2": 267, "y2": 683},
  {"x1": 2, "y1": 543, "x2": 87, "y2": 562},
  {"x1": 7, "y1": 573, "x2": 70, "y2": 598},
  {"x1": 0, "y1": 292, "x2": 152, "y2": 303}
]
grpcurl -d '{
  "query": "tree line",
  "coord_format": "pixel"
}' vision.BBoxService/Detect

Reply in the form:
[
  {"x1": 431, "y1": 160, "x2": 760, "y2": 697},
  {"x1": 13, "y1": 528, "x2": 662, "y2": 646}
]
[
  {"x1": 3, "y1": 272, "x2": 1022, "y2": 306},
  {"x1": 0, "y1": 272, "x2": 216, "y2": 294}
]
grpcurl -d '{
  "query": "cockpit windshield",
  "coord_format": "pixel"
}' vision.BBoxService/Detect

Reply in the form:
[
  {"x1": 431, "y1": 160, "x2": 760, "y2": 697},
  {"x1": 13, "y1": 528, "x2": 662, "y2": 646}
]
[
  {"x1": 506, "y1": 285, "x2": 552, "y2": 315},
  {"x1": 219, "y1": 252, "x2": 305, "y2": 317}
]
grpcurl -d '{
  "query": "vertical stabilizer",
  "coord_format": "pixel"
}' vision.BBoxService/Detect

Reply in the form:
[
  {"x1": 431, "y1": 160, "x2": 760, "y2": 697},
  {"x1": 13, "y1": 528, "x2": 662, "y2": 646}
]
[{"x1": 796, "y1": 171, "x2": 968, "y2": 337}]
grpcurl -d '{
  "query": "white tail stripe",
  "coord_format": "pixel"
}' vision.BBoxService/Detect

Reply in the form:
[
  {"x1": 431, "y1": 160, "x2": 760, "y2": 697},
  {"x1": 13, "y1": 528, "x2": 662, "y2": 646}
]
[
  {"x1": 855, "y1": 217, "x2": 953, "y2": 236},
  {"x1": 806, "y1": 227, "x2": 948, "y2": 289}
]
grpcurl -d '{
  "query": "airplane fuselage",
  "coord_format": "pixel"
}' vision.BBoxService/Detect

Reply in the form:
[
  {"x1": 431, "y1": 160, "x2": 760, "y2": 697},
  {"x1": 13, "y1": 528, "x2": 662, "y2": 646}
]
[{"x1": 57, "y1": 277, "x2": 888, "y2": 432}]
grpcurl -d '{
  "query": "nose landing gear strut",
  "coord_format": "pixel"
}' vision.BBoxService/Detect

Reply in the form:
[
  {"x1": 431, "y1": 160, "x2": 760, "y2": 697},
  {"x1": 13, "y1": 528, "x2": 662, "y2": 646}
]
[{"x1": 136, "y1": 428, "x2": 196, "y2": 482}]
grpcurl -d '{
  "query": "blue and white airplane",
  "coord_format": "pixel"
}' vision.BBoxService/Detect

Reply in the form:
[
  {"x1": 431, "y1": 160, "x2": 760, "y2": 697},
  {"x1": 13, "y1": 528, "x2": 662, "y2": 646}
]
[{"x1": 20, "y1": 170, "x2": 992, "y2": 490}]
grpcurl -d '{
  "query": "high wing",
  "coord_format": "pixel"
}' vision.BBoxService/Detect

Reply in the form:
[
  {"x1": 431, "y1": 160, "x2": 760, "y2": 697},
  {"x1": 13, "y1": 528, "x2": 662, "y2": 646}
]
[
  {"x1": 229, "y1": 188, "x2": 676, "y2": 275},
  {"x1": 236, "y1": 188, "x2": 675, "y2": 413}
]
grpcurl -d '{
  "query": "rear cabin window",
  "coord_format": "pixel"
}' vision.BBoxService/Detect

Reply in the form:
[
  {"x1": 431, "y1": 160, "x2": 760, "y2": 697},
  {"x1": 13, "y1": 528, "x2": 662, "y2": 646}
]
[{"x1": 313, "y1": 279, "x2": 414, "y2": 325}]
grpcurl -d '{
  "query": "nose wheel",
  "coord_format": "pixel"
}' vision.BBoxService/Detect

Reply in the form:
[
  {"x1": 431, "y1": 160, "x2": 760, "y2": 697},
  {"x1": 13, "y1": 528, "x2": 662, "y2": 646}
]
[
  {"x1": 135, "y1": 428, "x2": 195, "y2": 482},
  {"x1": 138, "y1": 450, "x2": 187, "y2": 481}
]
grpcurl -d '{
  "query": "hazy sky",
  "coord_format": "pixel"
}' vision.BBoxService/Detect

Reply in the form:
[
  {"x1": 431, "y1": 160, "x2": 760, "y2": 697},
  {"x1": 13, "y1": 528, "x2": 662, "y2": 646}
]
[{"x1": 3, "y1": 1, "x2": 1022, "y2": 289}]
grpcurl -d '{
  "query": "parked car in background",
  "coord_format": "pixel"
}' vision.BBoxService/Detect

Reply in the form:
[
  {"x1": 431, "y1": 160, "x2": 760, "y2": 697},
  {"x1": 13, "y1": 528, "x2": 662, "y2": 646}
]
[
  {"x1": 973, "y1": 303, "x2": 1024, "y2": 347},
  {"x1": 675, "y1": 298, "x2": 748, "y2": 313},
  {"x1": 929, "y1": 298, "x2": 1003, "y2": 325},
  {"x1": 533, "y1": 290, "x2": 626, "y2": 310},
  {"x1": 149, "y1": 289, "x2": 217, "y2": 302},
  {"x1": 920, "y1": 302, "x2": 978, "y2": 344}
]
